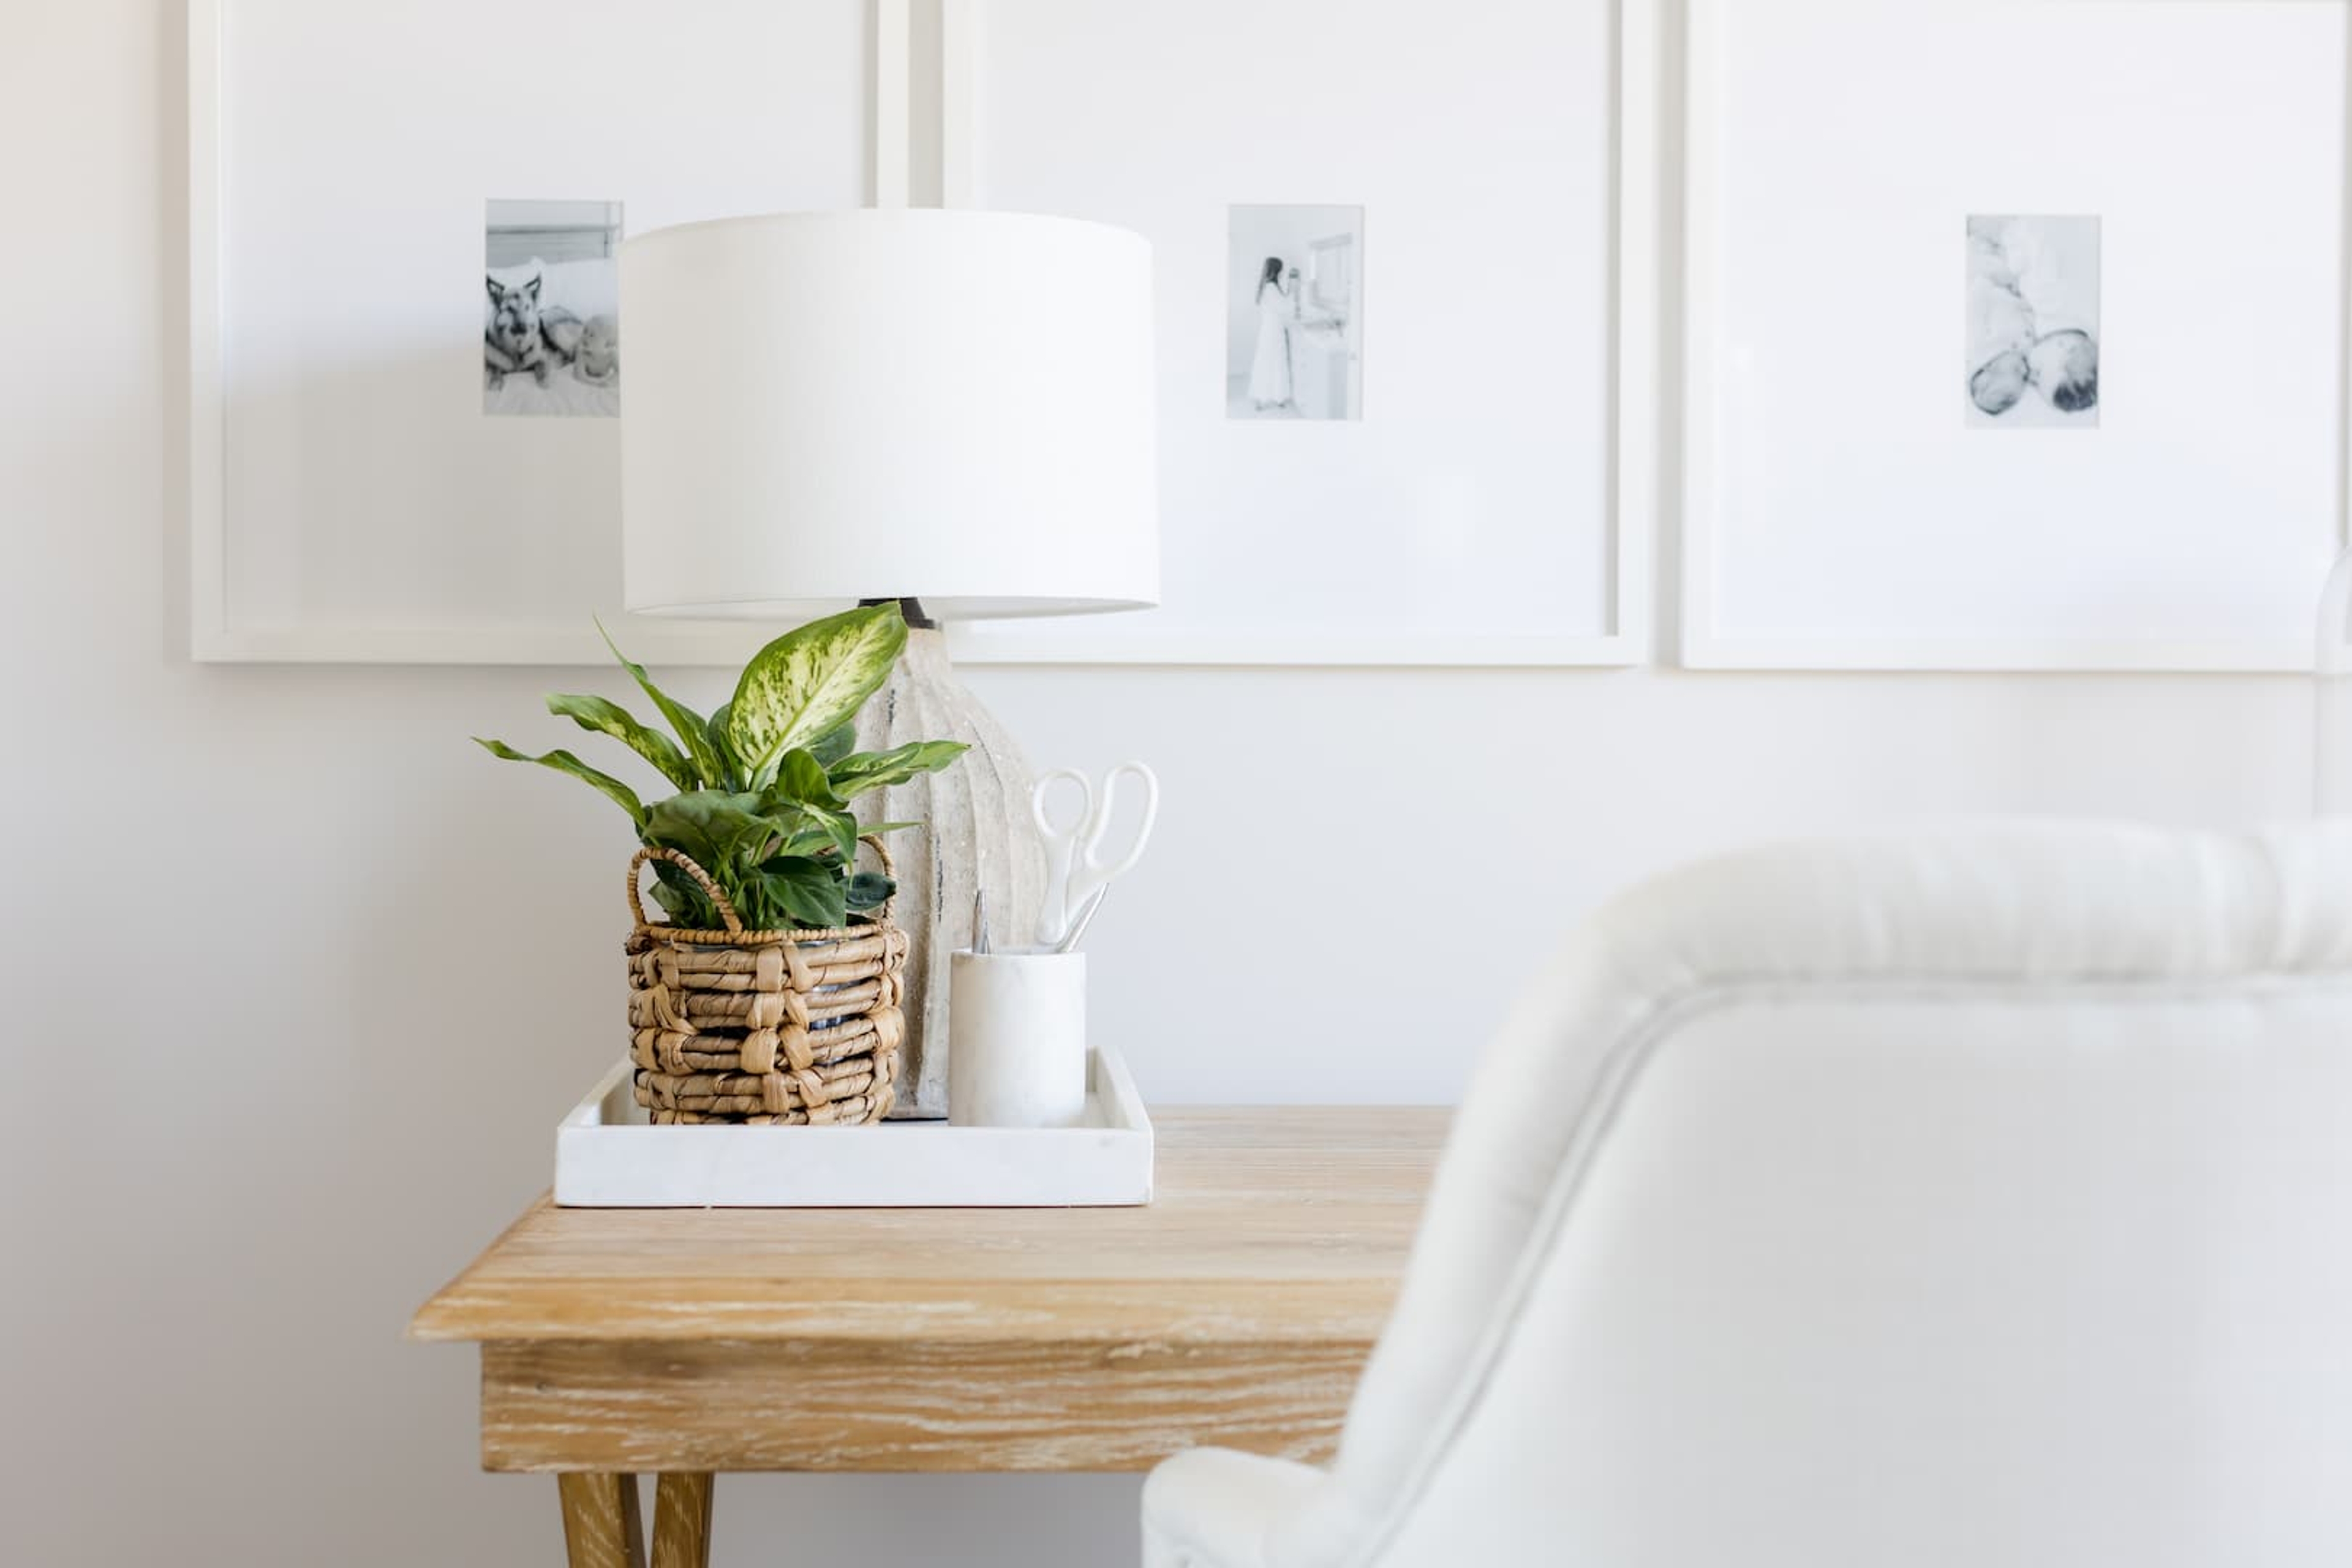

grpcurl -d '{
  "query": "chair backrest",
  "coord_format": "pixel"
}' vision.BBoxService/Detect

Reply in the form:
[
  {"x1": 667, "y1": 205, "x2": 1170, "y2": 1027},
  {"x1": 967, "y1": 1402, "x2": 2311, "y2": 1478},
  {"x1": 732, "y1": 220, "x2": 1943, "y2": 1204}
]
[{"x1": 1276, "y1": 824, "x2": 2352, "y2": 1567}]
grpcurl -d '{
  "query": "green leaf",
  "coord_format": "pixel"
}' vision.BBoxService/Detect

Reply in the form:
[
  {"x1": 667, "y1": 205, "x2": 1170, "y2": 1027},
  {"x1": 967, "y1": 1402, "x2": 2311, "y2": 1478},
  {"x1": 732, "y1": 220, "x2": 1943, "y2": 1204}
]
[
  {"x1": 726, "y1": 604, "x2": 908, "y2": 786},
  {"x1": 771, "y1": 748, "x2": 849, "y2": 812},
  {"x1": 597, "y1": 619, "x2": 726, "y2": 788},
  {"x1": 755, "y1": 856, "x2": 849, "y2": 930},
  {"x1": 810, "y1": 722, "x2": 858, "y2": 768},
  {"x1": 844, "y1": 870, "x2": 896, "y2": 911},
  {"x1": 641, "y1": 791, "x2": 783, "y2": 873},
  {"x1": 646, "y1": 867, "x2": 719, "y2": 929},
  {"x1": 545, "y1": 693, "x2": 697, "y2": 792},
  {"x1": 826, "y1": 741, "x2": 970, "y2": 800},
  {"x1": 763, "y1": 796, "x2": 859, "y2": 865},
  {"x1": 756, "y1": 763, "x2": 859, "y2": 863},
  {"x1": 647, "y1": 878, "x2": 692, "y2": 923},
  {"x1": 475, "y1": 739, "x2": 646, "y2": 827},
  {"x1": 703, "y1": 703, "x2": 739, "y2": 790}
]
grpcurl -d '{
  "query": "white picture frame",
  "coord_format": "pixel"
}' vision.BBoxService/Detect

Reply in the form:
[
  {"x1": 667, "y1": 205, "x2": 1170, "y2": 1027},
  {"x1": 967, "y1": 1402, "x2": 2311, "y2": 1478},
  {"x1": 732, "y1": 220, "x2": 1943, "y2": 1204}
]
[
  {"x1": 189, "y1": 0, "x2": 1659, "y2": 669},
  {"x1": 944, "y1": 0, "x2": 1661, "y2": 668},
  {"x1": 186, "y1": 0, "x2": 875, "y2": 667},
  {"x1": 1678, "y1": 0, "x2": 2352, "y2": 673}
]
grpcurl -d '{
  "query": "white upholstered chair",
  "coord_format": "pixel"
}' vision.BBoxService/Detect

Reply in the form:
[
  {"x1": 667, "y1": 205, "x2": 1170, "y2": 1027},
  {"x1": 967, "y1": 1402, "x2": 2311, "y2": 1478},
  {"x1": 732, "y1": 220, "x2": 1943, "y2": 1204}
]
[{"x1": 1144, "y1": 823, "x2": 2352, "y2": 1567}]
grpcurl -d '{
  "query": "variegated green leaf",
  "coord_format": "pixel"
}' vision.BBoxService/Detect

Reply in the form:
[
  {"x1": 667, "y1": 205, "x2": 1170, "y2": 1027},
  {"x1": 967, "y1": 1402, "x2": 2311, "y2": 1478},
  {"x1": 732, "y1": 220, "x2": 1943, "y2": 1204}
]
[
  {"x1": 703, "y1": 703, "x2": 739, "y2": 790},
  {"x1": 810, "y1": 722, "x2": 857, "y2": 768},
  {"x1": 597, "y1": 619, "x2": 726, "y2": 788},
  {"x1": 474, "y1": 739, "x2": 647, "y2": 826},
  {"x1": 545, "y1": 693, "x2": 696, "y2": 792},
  {"x1": 726, "y1": 604, "x2": 907, "y2": 786},
  {"x1": 826, "y1": 741, "x2": 969, "y2": 799}
]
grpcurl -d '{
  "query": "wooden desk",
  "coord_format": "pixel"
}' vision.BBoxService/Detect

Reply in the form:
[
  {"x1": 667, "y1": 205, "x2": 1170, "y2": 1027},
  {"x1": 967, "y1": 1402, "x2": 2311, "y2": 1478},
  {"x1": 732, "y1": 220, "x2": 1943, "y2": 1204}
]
[{"x1": 410, "y1": 1107, "x2": 1446, "y2": 1567}]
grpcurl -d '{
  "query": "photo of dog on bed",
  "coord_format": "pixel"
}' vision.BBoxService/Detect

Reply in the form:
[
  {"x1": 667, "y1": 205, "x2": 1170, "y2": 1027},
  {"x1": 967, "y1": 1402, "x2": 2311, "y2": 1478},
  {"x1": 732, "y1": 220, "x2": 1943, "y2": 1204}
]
[{"x1": 484, "y1": 198, "x2": 621, "y2": 418}]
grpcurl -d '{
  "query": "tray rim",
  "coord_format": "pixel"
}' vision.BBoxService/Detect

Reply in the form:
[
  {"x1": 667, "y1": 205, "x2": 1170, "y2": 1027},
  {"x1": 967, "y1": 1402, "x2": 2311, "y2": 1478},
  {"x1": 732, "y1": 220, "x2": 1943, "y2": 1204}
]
[
  {"x1": 554, "y1": 1046, "x2": 1155, "y2": 1208},
  {"x1": 563, "y1": 1046, "x2": 1150, "y2": 1136}
]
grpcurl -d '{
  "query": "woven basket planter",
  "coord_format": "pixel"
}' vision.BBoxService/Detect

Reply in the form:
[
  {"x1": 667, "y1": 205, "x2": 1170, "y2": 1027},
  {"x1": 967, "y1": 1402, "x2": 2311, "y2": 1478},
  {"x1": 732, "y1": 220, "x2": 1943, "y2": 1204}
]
[{"x1": 624, "y1": 841, "x2": 909, "y2": 1125}]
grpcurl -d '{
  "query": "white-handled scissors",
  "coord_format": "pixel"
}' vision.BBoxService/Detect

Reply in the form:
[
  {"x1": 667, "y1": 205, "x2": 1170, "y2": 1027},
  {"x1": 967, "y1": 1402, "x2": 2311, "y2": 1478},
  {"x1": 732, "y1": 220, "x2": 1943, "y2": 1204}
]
[{"x1": 1031, "y1": 761, "x2": 1159, "y2": 947}]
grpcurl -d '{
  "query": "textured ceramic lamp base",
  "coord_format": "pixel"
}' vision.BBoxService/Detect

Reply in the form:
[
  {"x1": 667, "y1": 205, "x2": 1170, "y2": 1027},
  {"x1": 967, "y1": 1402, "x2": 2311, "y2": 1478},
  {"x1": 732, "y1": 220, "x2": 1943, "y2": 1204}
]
[{"x1": 856, "y1": 628, "x2": 1046, "y2": 1118}]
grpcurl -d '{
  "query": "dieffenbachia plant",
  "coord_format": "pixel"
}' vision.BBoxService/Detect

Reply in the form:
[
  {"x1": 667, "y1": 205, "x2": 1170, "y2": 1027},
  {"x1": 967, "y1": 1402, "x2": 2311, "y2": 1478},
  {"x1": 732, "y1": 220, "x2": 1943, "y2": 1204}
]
[{"x1": 477, "y1": 603, "x2": 967, "y2": 931}]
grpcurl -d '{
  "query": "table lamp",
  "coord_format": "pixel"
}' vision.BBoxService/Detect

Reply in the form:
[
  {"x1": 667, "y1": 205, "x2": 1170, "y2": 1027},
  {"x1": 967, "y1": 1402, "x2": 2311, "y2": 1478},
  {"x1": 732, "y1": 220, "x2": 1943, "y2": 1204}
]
[{"x1": 620, "y1": 209, "x2": 1159, "y2": 1118}]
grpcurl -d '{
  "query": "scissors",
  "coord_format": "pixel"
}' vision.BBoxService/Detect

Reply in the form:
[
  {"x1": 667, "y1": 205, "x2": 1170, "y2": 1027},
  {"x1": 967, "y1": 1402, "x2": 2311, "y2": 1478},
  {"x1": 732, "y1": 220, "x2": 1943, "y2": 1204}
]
[{"x1": 1031, "y1": 761, "x2": 1160, "y2": 948}]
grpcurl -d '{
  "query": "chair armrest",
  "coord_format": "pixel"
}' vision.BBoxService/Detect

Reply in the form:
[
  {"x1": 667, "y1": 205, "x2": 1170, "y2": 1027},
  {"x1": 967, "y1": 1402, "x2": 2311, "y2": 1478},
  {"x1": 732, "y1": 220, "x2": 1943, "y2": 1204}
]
[{"x1": 1142, "y1": 1448, "x2": 1327, "y2": 1568}]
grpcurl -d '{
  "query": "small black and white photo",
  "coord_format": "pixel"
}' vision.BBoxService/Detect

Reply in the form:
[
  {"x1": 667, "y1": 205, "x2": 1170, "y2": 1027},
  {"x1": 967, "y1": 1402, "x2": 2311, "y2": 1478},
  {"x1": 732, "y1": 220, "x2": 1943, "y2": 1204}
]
[
  {"x1": 1228, "y1": 204, "x2": 1363, "y2": 421},
  {"x1": 1966, "y1": 214, "x2": 2099, "y2": 428},
  {"x1": 484, "y1": 198, "x2": 622, "y2": 417}
]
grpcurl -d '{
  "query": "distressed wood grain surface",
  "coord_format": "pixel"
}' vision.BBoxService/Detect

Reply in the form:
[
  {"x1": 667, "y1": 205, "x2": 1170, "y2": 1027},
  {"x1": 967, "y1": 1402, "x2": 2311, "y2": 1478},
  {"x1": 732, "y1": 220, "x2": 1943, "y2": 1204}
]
[
  {"x1": 649, "y1": 1473, "x2": 712, "y2": 1568},
  {"x1": 413, "y1": 1107, "x2": 1449, "y2": 1472},
  {"x1": 482, "y1": 1335, "x2": 1381, "y2": 1472},
  {"x1": 557, "y1": 1472, "x2": 644, "y2": 1568},
  {"x1": 413, "y1": 1109, "x2": 1446, "y2": 1343}
]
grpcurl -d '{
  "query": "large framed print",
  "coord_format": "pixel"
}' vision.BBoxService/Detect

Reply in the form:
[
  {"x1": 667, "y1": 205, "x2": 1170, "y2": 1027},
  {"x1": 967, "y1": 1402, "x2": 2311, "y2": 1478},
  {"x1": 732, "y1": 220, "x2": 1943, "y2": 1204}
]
[
  {"x1": 188, "y1": 0, "x2": 871, "y2": 665},
  {"x1": 950, "y1": 0, "x2": 1659, "y2": 667},
  {"x1": 1680, "y1": 0, "x2": 2351, "y2": 672}
]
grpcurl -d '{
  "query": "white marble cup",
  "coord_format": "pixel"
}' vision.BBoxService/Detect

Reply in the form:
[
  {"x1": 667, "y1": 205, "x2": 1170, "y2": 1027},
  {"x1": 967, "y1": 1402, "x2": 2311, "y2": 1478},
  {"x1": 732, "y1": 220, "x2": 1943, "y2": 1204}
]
[{"x1": 947, "y1": 951, "x2": 1088, "y2": 1128}]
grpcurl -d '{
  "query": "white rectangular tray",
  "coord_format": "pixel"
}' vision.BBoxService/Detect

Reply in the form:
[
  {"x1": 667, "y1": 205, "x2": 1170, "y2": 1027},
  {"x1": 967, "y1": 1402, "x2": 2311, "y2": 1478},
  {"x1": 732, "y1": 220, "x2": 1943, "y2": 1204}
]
[{"x1": 554, "y1": 1047, "x2": 1153, "y2": 1208}]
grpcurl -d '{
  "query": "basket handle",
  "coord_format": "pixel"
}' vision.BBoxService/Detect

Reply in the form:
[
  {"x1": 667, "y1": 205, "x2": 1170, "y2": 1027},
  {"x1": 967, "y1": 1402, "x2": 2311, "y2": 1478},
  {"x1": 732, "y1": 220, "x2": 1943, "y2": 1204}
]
[
  {"x1": 629, "y1": 835, "x2": 901, "y2": 931},
  {"x1": 861, "y1": 833, "x2": 898, "y2": 921},
  {"x1": 628, "y1": 846, "x2": 742, "y2": 933}
]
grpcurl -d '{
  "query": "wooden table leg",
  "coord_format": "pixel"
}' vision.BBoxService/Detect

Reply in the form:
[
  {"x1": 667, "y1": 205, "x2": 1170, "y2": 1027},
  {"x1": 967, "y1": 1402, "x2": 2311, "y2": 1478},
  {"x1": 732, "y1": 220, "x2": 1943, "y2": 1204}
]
[
  {"x1": 558, "y1": 1474, "x2": 646, "y2": 1568},
  {"x1": 650, "y1": 1474, "x2": 715, "y2": 1568}
]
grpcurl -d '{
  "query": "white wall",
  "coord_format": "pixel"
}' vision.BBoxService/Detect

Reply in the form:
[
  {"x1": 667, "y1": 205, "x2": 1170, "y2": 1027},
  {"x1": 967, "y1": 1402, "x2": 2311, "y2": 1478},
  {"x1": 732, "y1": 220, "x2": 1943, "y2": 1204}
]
[{"x1": 0, "y1": 4, "x2": 2324, "y2": 1566}]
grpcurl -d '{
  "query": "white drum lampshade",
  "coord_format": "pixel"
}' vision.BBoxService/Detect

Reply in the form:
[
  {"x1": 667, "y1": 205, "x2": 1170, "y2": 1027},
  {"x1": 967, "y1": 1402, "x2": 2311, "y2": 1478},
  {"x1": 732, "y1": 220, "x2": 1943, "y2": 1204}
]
[
  {"x1": 620, "y1": 208, "x2": 1159, "y2": 619},
  {"x1": 617, "y1": 208, "x2": 1159, "y2": 1117}
]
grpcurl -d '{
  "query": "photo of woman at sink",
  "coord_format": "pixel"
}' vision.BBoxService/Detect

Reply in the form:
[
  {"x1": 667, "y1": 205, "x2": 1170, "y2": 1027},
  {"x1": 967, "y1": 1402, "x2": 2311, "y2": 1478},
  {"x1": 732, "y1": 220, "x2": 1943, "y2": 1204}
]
[
  {"x1": 1228, "y1": 204, "x2": 1362, "y2": 420},
  {"x1": 1243, "y1": 256, "x2": 1303, "y2": 412}
]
